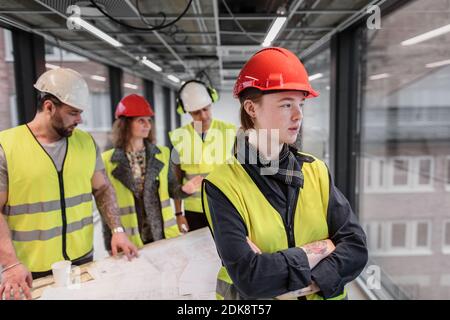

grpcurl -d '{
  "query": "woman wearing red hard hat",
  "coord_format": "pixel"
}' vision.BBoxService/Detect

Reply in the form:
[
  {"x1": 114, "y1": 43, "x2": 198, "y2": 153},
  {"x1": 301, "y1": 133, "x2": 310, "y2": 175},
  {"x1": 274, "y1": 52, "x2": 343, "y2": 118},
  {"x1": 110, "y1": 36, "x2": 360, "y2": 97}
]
[
  {"x1": 101, "y1": 94, "x2": 203, "y2": 251},
  {"x1": 202, "y1": 48, "x2": 368, "y2": 300}
]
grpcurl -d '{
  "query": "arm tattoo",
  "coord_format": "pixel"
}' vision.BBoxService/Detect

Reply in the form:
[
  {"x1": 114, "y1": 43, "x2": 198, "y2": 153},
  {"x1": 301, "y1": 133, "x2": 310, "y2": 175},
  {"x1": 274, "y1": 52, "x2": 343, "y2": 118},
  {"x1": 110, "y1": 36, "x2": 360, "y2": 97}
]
[
  {"x1": 302, "y1": 240, "x2": 328, "y2": 255},
  {"x1": 92, "y1": 170, "x2": 122, "y2": 230},
  {"x1": 168, "y1": 162, "x2": 189, "y2": 199}
]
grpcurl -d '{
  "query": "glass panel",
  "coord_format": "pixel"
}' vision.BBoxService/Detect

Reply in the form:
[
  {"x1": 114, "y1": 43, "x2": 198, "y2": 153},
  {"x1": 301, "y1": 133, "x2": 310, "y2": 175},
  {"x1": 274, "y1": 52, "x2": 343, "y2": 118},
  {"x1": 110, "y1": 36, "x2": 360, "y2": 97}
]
[
  {"x1": 393, "y1": 159, "x2": 408, "y2": 186},
  {"x1": 377, "y1": 223, "x2": 383, "y2": 250},
  {"x1": 418, "y1": 159, "x2": 431, "y2": 185},
  {"x1": 379, "y1": 159, "x2": 385, "y2": 186},
  {"x1": 447, "y1": 158, "x2": 450, "y2": 185},
  {"x1": 45, "y1": 43, "x2": 111, "y2": 150},
  {"x1": 391, "y1": 223, "x2": 407, "y2": 248},
  {"x1": 0, "y1": 28, "x2": 17, "y2": 130},
  {"x1": 358, "y1": 0, "x2": 450, "y2": 299},
  {"x1": 367, "y1": 159, "x2": 372, "y2": 187},
  {"x1": 445, "y1": 222, "x2": 450, "y2": 246},
  {"x1": 302, "y1": 48, "x2": 331, "y2": 165},
  {"x1": 416, "y1": 222, "x2": 428, "y2": 247}
]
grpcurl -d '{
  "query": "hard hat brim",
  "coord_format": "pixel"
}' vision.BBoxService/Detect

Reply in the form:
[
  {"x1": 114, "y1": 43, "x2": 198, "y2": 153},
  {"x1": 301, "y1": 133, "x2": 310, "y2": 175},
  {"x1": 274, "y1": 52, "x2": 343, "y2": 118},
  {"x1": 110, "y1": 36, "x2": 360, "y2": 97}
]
[{"x1": 234, "y1": 83, "x2": 319, "y2": 99}]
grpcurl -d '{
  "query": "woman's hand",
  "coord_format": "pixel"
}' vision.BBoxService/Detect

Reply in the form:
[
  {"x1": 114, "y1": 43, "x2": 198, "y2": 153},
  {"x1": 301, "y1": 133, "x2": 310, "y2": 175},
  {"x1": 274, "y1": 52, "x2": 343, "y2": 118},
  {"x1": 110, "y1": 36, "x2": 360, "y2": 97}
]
[
  {"x1": 181, "y1": 175, "x2": 204, "y2": 195},
  {"x1": 275, "y1": 281, "x2": 320, "y2": 299},
  {"x1": 300, "y1": 239, "x2": 335, "y2": 269},
  {"x1": 246, "y1": 237, "x2": 262, "y2": 254},
  {"x1": 176, "y1": 215, "x2": 189, "y2": 233}
]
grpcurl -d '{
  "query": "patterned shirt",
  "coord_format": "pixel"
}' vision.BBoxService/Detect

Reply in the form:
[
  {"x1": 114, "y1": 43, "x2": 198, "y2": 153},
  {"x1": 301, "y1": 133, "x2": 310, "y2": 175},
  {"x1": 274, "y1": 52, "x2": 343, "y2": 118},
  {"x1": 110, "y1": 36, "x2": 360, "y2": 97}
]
[{"x1": 126, "y1": 149, "x2": 146, "y2": 198}]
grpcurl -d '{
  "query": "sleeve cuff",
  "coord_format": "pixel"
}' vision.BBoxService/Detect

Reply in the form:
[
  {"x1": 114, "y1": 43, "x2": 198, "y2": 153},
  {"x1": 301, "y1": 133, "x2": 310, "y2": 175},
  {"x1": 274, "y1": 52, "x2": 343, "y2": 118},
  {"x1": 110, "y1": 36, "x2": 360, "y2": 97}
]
[
  {"x1": 280, "y1": 247, "x2": 312, "y2": 291},
  {"x1": 311, "y1": 260, "x2": 345, "y2": 299}
]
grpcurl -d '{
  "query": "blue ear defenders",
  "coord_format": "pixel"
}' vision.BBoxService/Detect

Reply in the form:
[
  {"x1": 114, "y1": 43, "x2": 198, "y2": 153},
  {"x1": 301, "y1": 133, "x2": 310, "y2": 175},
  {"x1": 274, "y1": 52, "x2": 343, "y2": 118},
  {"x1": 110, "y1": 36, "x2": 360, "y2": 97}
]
[{"x1": 176, "y1": 79, "x2": 219, "y2": 115}]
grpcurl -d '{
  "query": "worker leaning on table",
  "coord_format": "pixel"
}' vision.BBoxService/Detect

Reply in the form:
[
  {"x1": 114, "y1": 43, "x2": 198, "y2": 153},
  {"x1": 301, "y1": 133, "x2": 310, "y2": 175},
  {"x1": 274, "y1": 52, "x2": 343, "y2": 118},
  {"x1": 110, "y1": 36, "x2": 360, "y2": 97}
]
[
  {"x1": 101, "y1": 94, "x2": 203, "y2": 250},
  {"x1": 0, "y1": 68, "x2": 138, "y2": 300},
  {"x1": 202, "y1": 47, "x2": 368, "y2": 300}
]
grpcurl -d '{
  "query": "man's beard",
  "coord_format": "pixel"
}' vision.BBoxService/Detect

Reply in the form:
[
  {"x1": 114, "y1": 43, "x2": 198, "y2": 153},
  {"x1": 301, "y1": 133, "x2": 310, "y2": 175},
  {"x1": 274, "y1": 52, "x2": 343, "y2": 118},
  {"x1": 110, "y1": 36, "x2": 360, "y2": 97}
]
[
  {"x1": 51, "y1": 114, "x2": 75, "y2": 137},
  {"x1": 52, "y1": 125, "x2": 74, "y2": 137}
]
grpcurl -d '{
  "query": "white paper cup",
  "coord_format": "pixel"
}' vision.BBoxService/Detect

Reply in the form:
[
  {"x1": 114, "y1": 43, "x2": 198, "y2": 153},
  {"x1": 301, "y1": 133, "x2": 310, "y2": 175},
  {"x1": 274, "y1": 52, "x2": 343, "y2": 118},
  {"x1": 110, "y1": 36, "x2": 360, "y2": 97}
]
[{"x1": 51, "y1": 260, "x2": 72, "y2": 287}]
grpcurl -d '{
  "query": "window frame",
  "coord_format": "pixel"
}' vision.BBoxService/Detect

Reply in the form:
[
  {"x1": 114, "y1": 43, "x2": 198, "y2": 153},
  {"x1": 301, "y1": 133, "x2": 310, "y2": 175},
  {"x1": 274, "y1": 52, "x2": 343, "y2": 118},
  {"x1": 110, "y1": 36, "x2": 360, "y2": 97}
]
[
  {"x1": 363, "y1": 156, "x2": 435, "y2": 193},
  {"x1": 443, "y1": 220, "x2": 450, "y2": 254},
  {"x1": 367, "y1": 220, "x2": 432, "y2": 257},
  {"x1": 445, "y1": 156, "x2": 450, "y2": 192}
]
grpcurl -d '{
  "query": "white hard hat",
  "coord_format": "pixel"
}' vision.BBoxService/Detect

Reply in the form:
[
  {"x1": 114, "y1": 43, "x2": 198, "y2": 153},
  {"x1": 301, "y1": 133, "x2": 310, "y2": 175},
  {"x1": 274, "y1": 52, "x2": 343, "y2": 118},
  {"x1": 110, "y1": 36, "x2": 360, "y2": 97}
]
[
  {"x1": 34, "y1": 68, "x2": 90, "y2": 111},
  {"x1": 178, "y1": 81, "x2": 213, "y2": 113}
]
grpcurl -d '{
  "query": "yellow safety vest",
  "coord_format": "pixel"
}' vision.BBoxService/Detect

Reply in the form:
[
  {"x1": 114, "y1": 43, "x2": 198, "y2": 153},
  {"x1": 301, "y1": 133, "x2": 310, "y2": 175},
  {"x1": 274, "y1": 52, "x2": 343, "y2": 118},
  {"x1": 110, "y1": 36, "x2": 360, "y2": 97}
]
[
  {"x1": 169, "y1": 119, "x2": 236, "y2": 213},
  {"x1": 203, "y1": 153, "x2": 347, "y2": 300},
  {"x1": 102, "y1": 145, "x2": 180, "y2": 248},
  {"x1": 0, "y1": 125, "x2": 96, "y2": 273}
]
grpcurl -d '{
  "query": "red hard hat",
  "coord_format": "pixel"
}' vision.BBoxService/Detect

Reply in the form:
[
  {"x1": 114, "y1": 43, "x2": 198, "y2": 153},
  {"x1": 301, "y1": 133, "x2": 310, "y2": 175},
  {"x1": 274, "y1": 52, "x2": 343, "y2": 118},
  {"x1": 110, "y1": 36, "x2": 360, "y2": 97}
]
[
  {"x1": 115, "y1": 94, "x2": 154, "y2": 119},
  {"x1": 233, "y1": 47, "x2": 319, "y2": 99}
]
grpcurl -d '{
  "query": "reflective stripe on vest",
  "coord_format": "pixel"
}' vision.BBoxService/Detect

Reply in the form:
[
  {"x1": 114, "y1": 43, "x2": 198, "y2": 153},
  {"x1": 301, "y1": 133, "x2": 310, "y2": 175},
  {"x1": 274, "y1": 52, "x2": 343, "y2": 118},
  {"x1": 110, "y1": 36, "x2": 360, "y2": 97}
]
[
  {"x1": 203, "y1": 153, "x2": 347, "y2": 300},
  {"x1": 11, "y1": 216, "x2": 93, "y2": 241},
  {"x1": 102, "y1": 145, "x2": 180, "y2": 248},
  {"x1": 0, "y1": 125, "x2": 96, "y2": 273},
  {"x1": 169, "y1": 119, "x2": 236, "y2": 213},
  {"x1": 4, "y1": 193, "x2": 92, "y2": 216}
]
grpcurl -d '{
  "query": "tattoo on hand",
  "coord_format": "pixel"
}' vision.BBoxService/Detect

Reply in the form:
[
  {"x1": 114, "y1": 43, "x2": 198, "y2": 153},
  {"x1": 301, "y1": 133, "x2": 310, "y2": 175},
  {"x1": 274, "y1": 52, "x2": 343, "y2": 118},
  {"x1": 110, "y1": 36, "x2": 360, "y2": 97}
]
[{"x1": 302, "y1": 240, "x2": 328, "y2": 255}]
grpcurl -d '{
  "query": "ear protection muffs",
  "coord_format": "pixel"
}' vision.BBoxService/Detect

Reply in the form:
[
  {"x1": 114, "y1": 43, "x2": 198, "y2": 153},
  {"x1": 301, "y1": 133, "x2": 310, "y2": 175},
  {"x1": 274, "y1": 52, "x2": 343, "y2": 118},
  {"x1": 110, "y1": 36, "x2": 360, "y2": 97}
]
[{"x1": 176, "y1": 79, "x2": 219, "y2": 115}]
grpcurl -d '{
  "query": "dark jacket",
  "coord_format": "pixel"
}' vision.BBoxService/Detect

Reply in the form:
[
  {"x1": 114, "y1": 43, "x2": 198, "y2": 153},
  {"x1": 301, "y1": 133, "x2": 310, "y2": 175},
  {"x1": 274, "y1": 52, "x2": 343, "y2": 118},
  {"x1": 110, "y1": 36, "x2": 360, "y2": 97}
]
[{"x1": 204, "y1": 149, "x2": 368, "y2": 299}]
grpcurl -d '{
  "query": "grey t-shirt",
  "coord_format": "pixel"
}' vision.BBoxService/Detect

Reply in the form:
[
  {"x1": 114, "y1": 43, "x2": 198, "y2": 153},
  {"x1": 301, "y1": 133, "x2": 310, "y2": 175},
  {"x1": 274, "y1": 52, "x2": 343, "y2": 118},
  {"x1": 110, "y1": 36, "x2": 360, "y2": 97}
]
[{"x1": 0, "y1": 137, "x2": 104, "y2": 193}]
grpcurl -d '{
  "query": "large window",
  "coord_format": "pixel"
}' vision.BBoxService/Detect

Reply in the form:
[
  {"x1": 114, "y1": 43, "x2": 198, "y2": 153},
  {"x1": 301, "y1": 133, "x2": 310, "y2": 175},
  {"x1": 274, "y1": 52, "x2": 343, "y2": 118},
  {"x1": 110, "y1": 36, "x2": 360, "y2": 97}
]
[
  {"x1": 302, "y1": 48, "x2": 331, "y2": 165},
  {"x1": 358, "y1": 0, "x2": 450, "y2": 299},
  {"x1": 45, "y1": 43, "x2": 111, "y2": 150},
  {"x1": 0, "y1": 28, "x2": 17, "y2": 130}
]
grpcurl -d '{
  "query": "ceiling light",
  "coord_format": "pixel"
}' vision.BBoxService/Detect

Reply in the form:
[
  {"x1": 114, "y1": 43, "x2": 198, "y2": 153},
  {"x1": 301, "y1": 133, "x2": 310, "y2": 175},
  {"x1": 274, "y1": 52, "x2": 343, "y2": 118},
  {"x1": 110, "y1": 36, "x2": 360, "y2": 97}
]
[
  {"x1": 141, "y1": 57, "x2": 162, "y2": 72},
  {"x1": 262, "y1": 17, "x2": 287, "y2": 47},
  {"x1": 90, "y1": 75, "x2": 106, "y2": 82},
  {"x1": 401, "y1": 24, "x2": 450, "y2": 46},
  {"x1": 369, "y1": 73, "x2": 391, "y2": 80},
  {"x1": 67, "y1": 17, "x2": 122, "y2": 47},
  {"x1": 167, "y1": 75, "x2": 180, "y2": 83},
  {"x1": 425, "y1": 59, "x2": 450, "y2": 68},
  {"x1": 124, "y1": 83, "x2": 138, "y2": 90},
  {"x1": 308, "y1": 73, "x2": 323, "y2": 81},
  {"x1": 45, "y1": 63, "x2": 60, "y2": 69}
]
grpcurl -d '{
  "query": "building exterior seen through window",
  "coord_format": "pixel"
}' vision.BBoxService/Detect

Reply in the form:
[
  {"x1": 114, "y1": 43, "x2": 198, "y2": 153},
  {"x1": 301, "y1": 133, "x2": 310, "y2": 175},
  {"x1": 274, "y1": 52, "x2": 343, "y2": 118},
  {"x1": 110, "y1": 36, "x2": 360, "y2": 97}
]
[
  {"x1": 358, "y1": 0, "x2": 450, "y2": 299},
  {"x1": 0, "y1": 28, "x2": 17, "y2": 131}
]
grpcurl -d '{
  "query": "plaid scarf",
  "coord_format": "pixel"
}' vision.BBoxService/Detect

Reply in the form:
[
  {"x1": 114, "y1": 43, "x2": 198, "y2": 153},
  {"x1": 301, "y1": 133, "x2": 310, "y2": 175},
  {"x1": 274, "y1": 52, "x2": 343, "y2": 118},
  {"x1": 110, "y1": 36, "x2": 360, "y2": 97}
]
[{"x1": 235, "y1": 133, "x2": 304, "y2": 188}]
